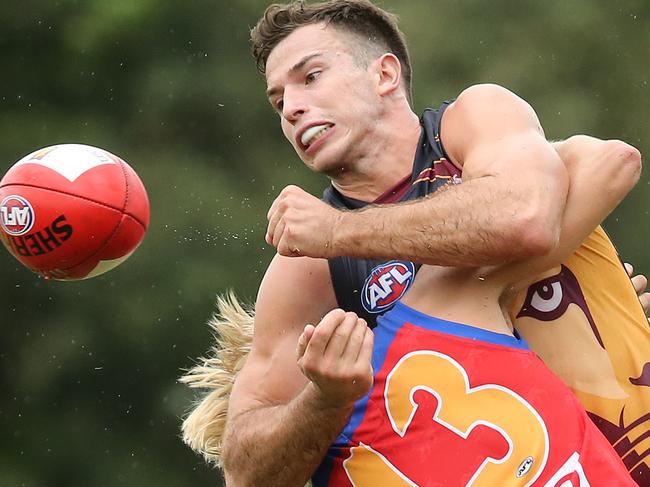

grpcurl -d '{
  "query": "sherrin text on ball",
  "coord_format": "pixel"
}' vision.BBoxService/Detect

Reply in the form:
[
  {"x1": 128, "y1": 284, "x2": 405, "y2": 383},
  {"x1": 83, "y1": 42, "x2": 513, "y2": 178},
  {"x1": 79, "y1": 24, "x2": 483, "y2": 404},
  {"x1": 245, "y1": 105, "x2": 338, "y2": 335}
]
[{"x1": 0, "y1": 144, "x2": 150, "y2": 280}]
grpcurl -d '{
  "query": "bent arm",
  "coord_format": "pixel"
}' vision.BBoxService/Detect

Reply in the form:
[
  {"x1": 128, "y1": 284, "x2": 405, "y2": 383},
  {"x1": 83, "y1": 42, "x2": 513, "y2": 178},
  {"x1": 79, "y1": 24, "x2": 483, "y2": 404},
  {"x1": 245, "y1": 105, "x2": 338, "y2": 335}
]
[
  {"x1": 222, "y1": 255, "x2": 344, "y2": 486},
  {"x1": 224, "y1": 367, "x2": 352, "y2": 487},
  {"x1": 495, "y1": 135, "x2": 642, "y2": 292},
  {"x1": 330, "y1": 84, "x2": 569, "y2": 267}
]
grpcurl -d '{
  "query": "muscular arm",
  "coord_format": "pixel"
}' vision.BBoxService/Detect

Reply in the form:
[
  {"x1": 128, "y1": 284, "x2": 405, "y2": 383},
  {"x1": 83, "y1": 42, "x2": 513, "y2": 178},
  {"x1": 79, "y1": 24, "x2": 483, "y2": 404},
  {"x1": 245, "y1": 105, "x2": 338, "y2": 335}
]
[
  {"x1": 269, "y1": 84, "x2": 569, "y2": 267},
  {"x1": 493, "y1": 135, "x2": 642, "y2": 292},
  {"x1": 222, "y1": 255, "x2": 372, "y2": 486}
]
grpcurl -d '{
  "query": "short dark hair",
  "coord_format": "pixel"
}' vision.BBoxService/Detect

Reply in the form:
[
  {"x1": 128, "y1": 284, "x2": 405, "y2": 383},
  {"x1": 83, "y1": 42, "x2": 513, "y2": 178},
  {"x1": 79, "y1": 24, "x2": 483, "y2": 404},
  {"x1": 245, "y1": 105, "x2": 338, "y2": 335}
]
[{"x1": 251, "y1": 0, "x2": 413, "y2": 103}]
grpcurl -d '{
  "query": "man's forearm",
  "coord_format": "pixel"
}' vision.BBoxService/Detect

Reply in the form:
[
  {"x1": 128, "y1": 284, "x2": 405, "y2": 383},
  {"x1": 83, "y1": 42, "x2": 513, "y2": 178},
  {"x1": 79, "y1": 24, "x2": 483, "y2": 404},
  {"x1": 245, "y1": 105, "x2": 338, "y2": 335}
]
[
  {"x1": 500, "y1": 137, "x2": 642, "y2": 291},
  {"x1": 332, "y1": 176, "x2": 562, "y2": 267},
  {"x1": 223, "y1": 383, "x2": 352, "y2": 487}
]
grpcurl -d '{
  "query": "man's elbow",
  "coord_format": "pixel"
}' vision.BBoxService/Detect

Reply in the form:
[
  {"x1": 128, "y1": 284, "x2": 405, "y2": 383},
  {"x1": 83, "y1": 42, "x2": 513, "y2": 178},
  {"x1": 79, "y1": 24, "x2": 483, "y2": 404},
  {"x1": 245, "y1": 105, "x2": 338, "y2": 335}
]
[
  {"x1": 513, "y1": 211, "x2": 562, "y2": 259},
  {"x1": 513, "y1": 180, "x2": 567, "y2": 259},
  {"x1": 609, "y1": 140, "x2": 642, "y2": 195}
]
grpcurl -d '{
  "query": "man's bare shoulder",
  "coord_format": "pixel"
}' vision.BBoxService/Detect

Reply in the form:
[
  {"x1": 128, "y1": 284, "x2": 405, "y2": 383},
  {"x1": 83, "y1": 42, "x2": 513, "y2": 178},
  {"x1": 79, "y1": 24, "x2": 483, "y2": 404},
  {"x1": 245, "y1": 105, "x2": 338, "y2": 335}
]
[
  {"x1": 446, "y1": 83, "x2": 539, "y2": 130},
  {"x1": 441, "y1": 83, "x2": 543, "y2": 166},
  {"x1": 455, "y1": 83, "x2": 521, "y2": 103}
]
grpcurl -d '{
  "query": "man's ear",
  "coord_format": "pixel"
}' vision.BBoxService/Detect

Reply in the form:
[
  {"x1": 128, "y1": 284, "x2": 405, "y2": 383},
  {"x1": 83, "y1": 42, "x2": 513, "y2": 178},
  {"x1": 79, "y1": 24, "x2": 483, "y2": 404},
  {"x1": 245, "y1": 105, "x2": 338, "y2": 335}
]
[{"x1": 375, "y1": 53, "x2": 402, "y2": 97}]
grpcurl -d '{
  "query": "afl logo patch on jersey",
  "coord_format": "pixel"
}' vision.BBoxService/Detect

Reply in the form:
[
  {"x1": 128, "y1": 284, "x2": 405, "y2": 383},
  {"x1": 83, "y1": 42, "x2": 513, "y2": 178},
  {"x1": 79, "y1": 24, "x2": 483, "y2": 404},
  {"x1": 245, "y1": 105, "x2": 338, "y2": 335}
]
[
  {"x1": 362, "y1": 260, "x2": 415, "y2": 313},
  {"x1": 516, "y1": 456, "x2": 534, "y2": 477},
  {"x1": 1, "y1": 195, "x2": 35, "y2": 236}
]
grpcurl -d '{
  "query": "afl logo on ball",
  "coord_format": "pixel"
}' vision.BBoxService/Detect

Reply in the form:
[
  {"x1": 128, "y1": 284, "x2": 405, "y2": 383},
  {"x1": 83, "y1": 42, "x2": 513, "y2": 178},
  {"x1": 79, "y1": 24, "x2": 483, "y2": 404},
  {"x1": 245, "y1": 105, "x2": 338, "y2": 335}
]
[
  {"x1": 362, "y1": 260, "x2": 416, "y2": 313},
  {"x1": 1, "y1": 195, "x2": 35, "y2": 236}
]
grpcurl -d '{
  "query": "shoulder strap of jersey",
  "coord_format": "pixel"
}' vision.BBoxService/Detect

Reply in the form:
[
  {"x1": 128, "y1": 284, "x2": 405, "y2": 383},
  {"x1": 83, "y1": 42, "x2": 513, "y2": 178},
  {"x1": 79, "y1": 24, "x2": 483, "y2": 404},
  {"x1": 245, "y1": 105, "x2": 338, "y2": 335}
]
[{"x1": 415, "y1": 101, "x2": 453, "y2": 173}]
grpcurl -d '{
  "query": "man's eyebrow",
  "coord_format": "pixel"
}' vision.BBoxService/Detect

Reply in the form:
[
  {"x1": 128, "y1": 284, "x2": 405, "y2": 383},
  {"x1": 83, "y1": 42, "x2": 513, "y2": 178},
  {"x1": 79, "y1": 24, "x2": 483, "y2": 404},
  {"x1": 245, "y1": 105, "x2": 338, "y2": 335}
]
[{"x1": 266, "y1": 53, "x2": 324, "y2": 99}]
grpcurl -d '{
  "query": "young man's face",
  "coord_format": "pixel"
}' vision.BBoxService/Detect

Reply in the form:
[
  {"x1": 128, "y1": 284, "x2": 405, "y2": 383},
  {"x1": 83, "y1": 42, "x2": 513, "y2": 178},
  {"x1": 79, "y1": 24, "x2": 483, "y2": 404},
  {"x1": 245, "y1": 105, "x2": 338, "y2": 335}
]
[{"x1": 265, "y1": 23, "x2": 385, "y2": 176}]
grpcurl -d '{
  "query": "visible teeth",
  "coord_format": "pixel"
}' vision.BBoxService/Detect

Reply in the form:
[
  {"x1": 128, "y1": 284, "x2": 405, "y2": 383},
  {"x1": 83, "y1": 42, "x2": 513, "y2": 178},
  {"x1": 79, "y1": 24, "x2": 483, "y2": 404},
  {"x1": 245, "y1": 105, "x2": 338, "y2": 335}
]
[{"x1": 301, "y1": 124, "x2": 331, "y2": 147}]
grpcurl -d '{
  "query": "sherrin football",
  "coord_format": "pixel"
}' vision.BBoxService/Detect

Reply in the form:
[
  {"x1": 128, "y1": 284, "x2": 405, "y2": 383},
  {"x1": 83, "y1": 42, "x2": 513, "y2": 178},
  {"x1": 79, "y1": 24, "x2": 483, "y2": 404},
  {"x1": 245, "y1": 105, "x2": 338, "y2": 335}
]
[{"x1": 0, "y1": 144, "x2": 150, "y2": 280}]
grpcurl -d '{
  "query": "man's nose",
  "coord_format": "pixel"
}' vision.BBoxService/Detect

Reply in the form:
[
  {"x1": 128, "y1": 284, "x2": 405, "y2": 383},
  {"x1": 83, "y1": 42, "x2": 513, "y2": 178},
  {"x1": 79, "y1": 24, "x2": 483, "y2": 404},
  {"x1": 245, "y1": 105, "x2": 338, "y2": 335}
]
[{"x1": 282, "y1": 88, "x2": 307, "y2": 124}]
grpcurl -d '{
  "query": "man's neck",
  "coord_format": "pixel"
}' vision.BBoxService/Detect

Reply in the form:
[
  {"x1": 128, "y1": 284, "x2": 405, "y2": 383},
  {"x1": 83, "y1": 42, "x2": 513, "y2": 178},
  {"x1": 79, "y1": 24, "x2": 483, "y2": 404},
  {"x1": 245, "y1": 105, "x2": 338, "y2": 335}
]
[{"x1": 329, "y1": 109, "x2": 421, "y2": 202}]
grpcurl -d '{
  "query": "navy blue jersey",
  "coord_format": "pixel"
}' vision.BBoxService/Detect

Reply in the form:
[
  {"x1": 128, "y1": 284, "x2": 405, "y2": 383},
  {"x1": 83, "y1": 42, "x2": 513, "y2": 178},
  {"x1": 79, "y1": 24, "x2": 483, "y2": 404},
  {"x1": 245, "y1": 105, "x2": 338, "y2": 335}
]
[{"x1": 323, "y1": 104, "x2": 461, "y2": 328}]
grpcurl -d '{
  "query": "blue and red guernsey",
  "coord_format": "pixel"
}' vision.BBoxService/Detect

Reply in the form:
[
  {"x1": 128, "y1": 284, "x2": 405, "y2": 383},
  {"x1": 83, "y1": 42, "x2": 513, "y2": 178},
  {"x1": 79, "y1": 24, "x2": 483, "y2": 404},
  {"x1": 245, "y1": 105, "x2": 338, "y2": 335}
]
[{"x1": 313, "y1": 303, "x2": 634, "y2": 487}]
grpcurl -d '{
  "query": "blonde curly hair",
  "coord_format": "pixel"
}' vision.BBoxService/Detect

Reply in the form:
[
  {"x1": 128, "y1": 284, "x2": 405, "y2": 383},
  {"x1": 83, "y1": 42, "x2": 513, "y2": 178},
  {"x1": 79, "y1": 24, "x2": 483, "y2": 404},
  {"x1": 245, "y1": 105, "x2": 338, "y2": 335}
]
[{"x1": 179, "y1": 291, "x2": 254, "y2": 466}]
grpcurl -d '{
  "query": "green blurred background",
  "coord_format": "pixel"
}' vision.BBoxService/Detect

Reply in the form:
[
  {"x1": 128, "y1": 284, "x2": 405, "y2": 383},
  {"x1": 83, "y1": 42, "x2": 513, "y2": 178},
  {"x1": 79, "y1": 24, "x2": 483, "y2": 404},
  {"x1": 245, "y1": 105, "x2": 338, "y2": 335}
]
[{"x1": 0, "y1": 1, "x2": 647, "y2": 485}]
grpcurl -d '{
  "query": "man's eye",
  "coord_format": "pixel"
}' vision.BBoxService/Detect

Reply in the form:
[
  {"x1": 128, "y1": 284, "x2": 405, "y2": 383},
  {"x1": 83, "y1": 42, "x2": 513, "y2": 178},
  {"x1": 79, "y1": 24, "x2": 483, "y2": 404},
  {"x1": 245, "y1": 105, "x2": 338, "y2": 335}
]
[
  {"x1": 306, "y1": 71, "x2": 321, "y2": 84},
  {"x1": 275, "y1": 99, "x2": 284, "y2": 112}
]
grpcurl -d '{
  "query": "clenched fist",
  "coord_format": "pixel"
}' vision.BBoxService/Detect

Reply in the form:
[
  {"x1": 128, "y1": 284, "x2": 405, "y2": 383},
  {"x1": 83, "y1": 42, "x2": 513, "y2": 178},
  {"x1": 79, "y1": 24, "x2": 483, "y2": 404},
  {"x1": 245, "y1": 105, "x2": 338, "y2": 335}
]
[{"x1": 266, "y1": 185, "x2": 344, "y2": 258}]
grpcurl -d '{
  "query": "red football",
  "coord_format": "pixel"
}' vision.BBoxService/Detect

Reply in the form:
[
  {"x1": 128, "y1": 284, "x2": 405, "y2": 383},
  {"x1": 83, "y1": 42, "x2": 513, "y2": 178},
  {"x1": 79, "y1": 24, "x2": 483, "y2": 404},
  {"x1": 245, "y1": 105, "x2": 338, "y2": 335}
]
[{"x1": 0, "y1": 144, "x2": 150, "y2": 280}]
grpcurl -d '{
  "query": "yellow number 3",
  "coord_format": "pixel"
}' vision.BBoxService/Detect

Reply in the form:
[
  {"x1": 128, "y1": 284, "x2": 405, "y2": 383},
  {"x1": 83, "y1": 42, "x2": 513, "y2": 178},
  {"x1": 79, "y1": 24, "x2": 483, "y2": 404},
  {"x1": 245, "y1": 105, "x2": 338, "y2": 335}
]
[{"x1": 344, "y1": 351, "x2": 550, "y2": 486}]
